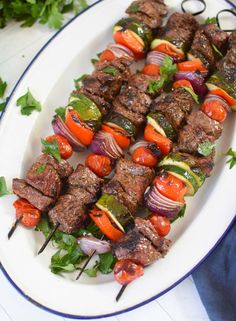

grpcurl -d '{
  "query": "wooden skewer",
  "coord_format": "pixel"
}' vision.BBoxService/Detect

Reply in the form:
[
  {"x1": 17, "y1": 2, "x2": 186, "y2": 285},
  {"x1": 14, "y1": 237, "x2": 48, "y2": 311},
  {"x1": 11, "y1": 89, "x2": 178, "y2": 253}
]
[
  {"x1": 38, "y1": 222, "x2": 60, "y2": 255},
  {"x1": 116, "y1": 284, "x2": 128, "y2": 302},
  {"x1": 8, "y1": 215, "x2": 23, "y2": 239},
  {"x1": 76, "y1": 234, "x2": 104, "y2": 280}
]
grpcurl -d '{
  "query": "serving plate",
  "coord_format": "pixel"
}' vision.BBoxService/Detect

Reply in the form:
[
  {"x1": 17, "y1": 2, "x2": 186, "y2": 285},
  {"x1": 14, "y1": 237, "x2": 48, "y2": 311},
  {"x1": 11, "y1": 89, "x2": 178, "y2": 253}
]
[{"x1": 0, "y1": 0, "x2": 236, "y2": 318}]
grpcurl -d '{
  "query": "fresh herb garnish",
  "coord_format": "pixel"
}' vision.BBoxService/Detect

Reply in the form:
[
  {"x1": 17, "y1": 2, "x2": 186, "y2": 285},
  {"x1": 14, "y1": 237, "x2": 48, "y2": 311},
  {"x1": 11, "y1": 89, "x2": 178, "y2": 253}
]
[
  {"x1": 0, "y1": 1, "x2": 88, "y2": 29},
  {"x1": 0, "y1": 100, "x2": 6, "y2": 112},
  {"x1": 0, "y1": 78, "x2": 7, "y2": 98},
  {"x1": 0, "y1": 177, "x2": 9, "y2": 197},
  {"x1": 36, "y1": 217, "x2": 87, "y2": 274},
  {"x1": 212, "y1": 44, "x2": 223, "y2": 58},
  {"x1": 16, "y1": 89, "x2": 42, "y2": 116},
  {"x1": 74, "y1": 74, "x2": 88, "y2": 90},
  {"x1": 36, "y1": 164, "x2": 46, "y2": 174},
  {"x1": 84, "y1": 251, "x2": 117, "y2": 277},
  {"x1": 55, "y1": 107, "x2": 66, "y2": 121},
  {"x1": 225, "y1": 148, "x2": 236, "y2": 169},
  {"x1": 182, "y1": 86, "x2": 199, "y2": 104},
  {"x1": 91, "y1": 58, "x2": 99, "y2": 65},
  {"x1": 103, "y1": 66, "x2": 118, "y2": 76},
  {"x1": 129, "y1": 3, "x2": 140, "y2": 13},
  {"x1": 148, "y1": 56, "x2": 177, "y2": 94},
  {"x1": 205, "y1": 17, "x2": 217, "y2": 24},
  {"x1": 41, "y1": 138, "x2": 61, "y2": 162},
  {"x1": 198, "y1": 141, "x2": 215, "y2": 156},
  {"x1": 171, "y1": 204, "x2": 186, "y2": 223}
]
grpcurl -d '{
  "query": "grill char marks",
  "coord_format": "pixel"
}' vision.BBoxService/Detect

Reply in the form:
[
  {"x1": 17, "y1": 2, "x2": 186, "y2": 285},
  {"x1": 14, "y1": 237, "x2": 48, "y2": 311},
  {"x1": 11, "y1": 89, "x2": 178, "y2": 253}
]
[
  {"x1": 48, "y1": 164, "x2": 103, "y2": 233},
  {"x1": 113, "y1": 218, "x2": 171, "y2": 266},
  {"x1": 12, "y1": 179, "x2": 54, "y2": 211},
  {"x1": 126, "y1": 0, "x2": 168, "y2": 29},
  {"x1": 176, "y1": 110, "x2": 223, "y2": 156},
  {"x1": 151, "y1": 88, "x2": 195, "y2": 131},
  {"x1": 102, "y1": 159, "x2": 154, "y2": 215}
]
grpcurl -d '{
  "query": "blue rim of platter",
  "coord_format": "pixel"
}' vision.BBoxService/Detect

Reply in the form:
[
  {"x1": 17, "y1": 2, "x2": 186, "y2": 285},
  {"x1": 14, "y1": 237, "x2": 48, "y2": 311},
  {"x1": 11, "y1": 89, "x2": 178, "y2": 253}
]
[{"x1": 0, "y1": 0, "x2": 236, "y2": 319}]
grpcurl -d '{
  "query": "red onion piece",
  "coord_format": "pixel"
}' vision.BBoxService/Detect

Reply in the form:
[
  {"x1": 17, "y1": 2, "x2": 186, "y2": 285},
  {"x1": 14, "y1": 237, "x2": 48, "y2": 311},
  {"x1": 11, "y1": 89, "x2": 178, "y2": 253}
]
[
  {"x1": 146, "y1": 51, "x2": 171, "y2": 66},
  {"x1": 204, "y1": 94, "x2": 230, "y2": 112},
  {"x1": 175, "y1": 71, "x2": 208, "y2": 97},
  {"x1": 145, "y1": 184, "x2": 184, "y2": 219},
  {"x1": 78, "y1": 236, "x2": 111, "y2": 256},
  {"x1": 91, "y1": 130, "x2": 124, "y2": 160},
  {"x1": 52, "y1": 116, "x2": 86, "y2": 152},
  {"x1": 107, "y1": 43, "x2": 134, "y2": 59}
]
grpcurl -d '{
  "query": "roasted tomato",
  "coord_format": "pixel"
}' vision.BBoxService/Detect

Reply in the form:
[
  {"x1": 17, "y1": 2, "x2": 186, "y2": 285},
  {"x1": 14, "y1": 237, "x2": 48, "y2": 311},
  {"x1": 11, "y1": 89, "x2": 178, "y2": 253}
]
[
  {"x1": 85, "y1": 154, "x2": 112, "y2": 177},
  {"x1": 114, "y1": 259, "x2": 144, "y2": 285},
  {"x1": 46, "y1": 134, "x2": 73, "y2": 159}
]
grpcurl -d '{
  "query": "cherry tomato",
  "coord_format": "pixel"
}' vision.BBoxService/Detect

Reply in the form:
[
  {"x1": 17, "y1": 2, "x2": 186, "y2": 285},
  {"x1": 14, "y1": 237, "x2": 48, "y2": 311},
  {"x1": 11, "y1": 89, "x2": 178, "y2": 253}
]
[
  {"x1": 86, "y1": 154, "x2": 112, "y2": 177},
  {"x1": 13, "y1": 199, "x2": 41, "y2": 228},
  {"x1": 114, "y1": 259, "x2": 144, "y2": 285},
  {"x1": 113, "y1": 30, "x2": 145, "y2": 59},
  {"x1": 153, "y1": 172, "x2": 187, "y2": 203},
  {"x1": 65, "y1": 109, "x2": 94, "y2": 146},
  {"x1": 89, "y1": 208, "x2": 123, "y2": 241},
  {"x1": 201, "y1": 100, "x2": 227, "y2": 123},
  {"x1": 46, "y1": 134, "x2": 73, "y2": 160},
  {"x1": 142, "y1": 64, "x2": 160, "y2": 76},
  {"x1": 101, "y1": 124, "x2": 131, "y2": 149},
  {"x1": 177, "y1": 58, "x2": 208, "y2": 73},
  {"x1": 132, "y1": 146, "x2": 158, "y2": 168},
  {"x1": 153, "y1": 43, "x2": 184, "y2": 62},
  {"x1": 149, "y1": 215, "x2": 171, "y2": 237},
  {"x1": 173, "y1": 80, "x2": 193, "y2": 91},
  {"x1": 99, "y1": 49, "x2": 115, "y2": 62},
  {"x1": 144, "y1": 124, "x2": 172, "y2": 155}
]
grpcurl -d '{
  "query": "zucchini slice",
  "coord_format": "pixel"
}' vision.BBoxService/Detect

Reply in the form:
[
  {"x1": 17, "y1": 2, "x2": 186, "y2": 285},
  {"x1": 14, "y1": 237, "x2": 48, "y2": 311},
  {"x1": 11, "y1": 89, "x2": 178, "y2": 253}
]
[
  {"x1": 69, "y1": 94, "x2": 102, "y2": 122},
  {"x1": 96, "y1": 194, "x2": 134, "y2": 232},
  {"x1": 147, "y1": 112, "x2": 177, "y2": 141},
  {"x1": 104, "y1": 112, "x2": 137, "y2": 137}
]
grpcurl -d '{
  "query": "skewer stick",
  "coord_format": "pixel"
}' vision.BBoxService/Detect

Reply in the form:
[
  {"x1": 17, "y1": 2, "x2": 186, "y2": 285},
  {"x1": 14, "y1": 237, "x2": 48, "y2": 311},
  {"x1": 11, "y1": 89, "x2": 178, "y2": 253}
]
[
  {"x1": 116, "y1": 284, "x2": 128, "y2": 302},
  {"x1": 38, "y1": 222, "x2": 60, "y2": 255},
  {"x1": 8, "y1": 215, "x2": 23, "y2": 239},
  {"x1": 76, "y1": 235, "x2": 104, "y2": 280}
]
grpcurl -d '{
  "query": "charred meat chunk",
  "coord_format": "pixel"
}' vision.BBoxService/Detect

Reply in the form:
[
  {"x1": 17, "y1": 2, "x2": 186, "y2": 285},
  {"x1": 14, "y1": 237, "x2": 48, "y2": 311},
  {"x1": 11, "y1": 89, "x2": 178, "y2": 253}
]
[
  {"x1": 135, "y1": 217, "x2": 171, "y2": 255},
  {"x1": 203, "y1": 23, "x2": 228, "y2": 53},
  {"x1": 217, "y1": 45, "x2": 236, "y2": 85},
  {"x1": 26, "y1": 162, "x2": 61, "y2": 199},
  {"x1": 68, "y1": 164, "x2": 103, "y2": 195},
  {"x1": 36, "y1": 154, "x2": 73, "y2": 179},
  {"x1": 151, "y1": 88, "x2": 195, "y2": 131},
  {"x1": 177, "y1": 111, "x2": 223, "y2": 155},
  {"x1": 113, "y1": 228, "x2": 162, "y2": 266},
  {"x1": 128, "y1": 73, "x2": 158, "y2": 94},
  {"x1": 126, "y1": 0, "x2": 168, "y2": 29},
  {"x1": 12, "y1": 179, "x2": 54, "y2": 211}
]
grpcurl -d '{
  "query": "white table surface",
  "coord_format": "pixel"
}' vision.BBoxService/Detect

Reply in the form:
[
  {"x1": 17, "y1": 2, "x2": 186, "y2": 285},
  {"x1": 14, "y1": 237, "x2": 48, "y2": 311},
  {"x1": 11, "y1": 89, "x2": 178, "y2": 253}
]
[{"x1": 0, "y1": 1, "x2": 210, "y2": 320}]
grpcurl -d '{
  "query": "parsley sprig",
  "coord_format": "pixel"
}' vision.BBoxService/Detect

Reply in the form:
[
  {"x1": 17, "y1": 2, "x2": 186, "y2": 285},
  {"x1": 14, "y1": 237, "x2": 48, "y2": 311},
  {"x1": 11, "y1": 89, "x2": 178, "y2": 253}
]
[
  {"x1": 198, "y1": 141, "x2": 215, "y2": 157},
  {"x1": 41, "y1": 138, "x2": 61, "y2": 162},
  {"x1": 148, "y1": 56, "x2": 177, "y2": 94},
  {"x1": 225, "y1": 148, "x2": 236, "y2": 169},
  {"x1": 0, "y1": 177, "x2": 10, "y2": 197},
  {"x1": 16, "y1": 89, "x2": 42, "y2": 116},
  {"x1": 0, "y1": 1, "x2": 88, "y2": 29}
]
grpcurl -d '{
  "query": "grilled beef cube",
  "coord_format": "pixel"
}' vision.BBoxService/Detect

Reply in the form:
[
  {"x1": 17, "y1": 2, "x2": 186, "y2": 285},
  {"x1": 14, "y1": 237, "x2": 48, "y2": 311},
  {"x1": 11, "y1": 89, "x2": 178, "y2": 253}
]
[
  {"x1": 151, "y1": 88, "x2": 195, "y2": 131},
  {"x1": 203, "y1": 23, "x2": 228, "y2": 53},
  {"x1": 126, "y1": 0, "x2": 168, "y2": 29},
  {"x1": 118, "y1": 86, "x2": 152, "y2": 115},
  {"x1": 128, "y1": 73, "x2": 157, "y2": 94},
  {"x1": 229, "y1": 31, "x2": 236, "y2": 49},
  {"x1": 113, "y1": 98, "x2": 146, "y2": 127},
  {"x1": 189, "y1": 29, "x2": 215, "y2": 70},
  {"x1": 76, "y1": 87, "x2": 111, "y2": 116},
  {"x1": 135, "y1": 217, "x2": 171, "y2": 256},
  {"x1": 113, "y1": 228, "x2": 162, "y2": 266},
  {"x1": 217, "y1": 45, "x2": 236, "y2": 85},
  {"x1": 36, "y1": 154, "x2": 73, "y2": 179},
  {"x1": 177, "y1": 111, "x2": 223, "y2": 155},
  {"x1": 163, "y1": 13, "x2": 199, "y2": 52},
  {"x1": 68, "y1": 164, "x2": 103, "y2": 195},
  {"x1": 12, "y1": 179, "x2": 54, "y2": 211},
  {"x1": 95, "y1": 57, "x2": 133, "y2": 73},
  {"x1": 102, "y1": 180, "x2": 138, "y2": 214},
  {"x1": 48, "y1": 187, "x2": 94, "y2": 233},
  {"x1": 175, "y1": 152, "x2": 215, "y2": 177},
  {"x1": 114, "y1": 158, "x2": 154, "y2": 207},
  {"x1": 26, "y1": 162, "x2": 61, "y2": 199}
]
